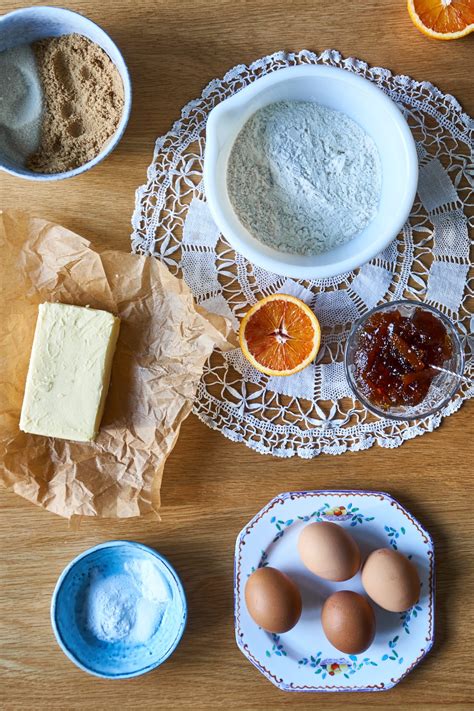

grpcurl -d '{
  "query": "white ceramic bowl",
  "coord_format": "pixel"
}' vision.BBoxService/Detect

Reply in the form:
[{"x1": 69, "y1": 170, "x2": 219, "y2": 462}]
[
  {"x1": 204, "y1": 65, "x2": 418, "y2": 279},
  {"x1": 0, "y1": 6, "x2": 132, "y2": 181}
]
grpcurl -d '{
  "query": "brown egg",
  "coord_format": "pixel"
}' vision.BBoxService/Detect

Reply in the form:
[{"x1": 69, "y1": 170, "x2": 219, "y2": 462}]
[
  {"x1": 321, "y1": 591, "x2": 376, "y2": 654},
  {"x1": 298, "y1": 522, "x2": 361, "y2": 581},
  {"x1": 245, "y1": 566, "x2": 302, "y2": 633},
  {"x1": 361, "y1": 548, "x2": 421, "y2": 612}
]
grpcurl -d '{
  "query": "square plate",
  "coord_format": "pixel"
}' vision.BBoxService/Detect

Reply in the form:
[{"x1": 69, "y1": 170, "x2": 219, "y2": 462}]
[{"x1": 234, "y1": 490, "x2": 434, "y2": 692}]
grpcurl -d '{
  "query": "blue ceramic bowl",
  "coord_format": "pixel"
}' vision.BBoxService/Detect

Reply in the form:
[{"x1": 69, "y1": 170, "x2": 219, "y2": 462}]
[
  {"x1": 51, "y1": 541, "x2": 187, "y2": 679},
  {"x1": 0, "y1": 6, "x2": 132, "y2": 181}
]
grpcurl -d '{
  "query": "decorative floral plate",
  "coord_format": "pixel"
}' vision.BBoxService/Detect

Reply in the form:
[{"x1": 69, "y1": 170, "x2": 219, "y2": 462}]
[{"x1": 234, "y1": 491, "x2": 434, "y2": 692}]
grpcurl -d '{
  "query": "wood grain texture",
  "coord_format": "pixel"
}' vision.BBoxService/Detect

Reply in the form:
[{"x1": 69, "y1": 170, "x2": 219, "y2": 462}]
[{"x1": 0, "y1": 1, "x2": 473, "y2": 709}]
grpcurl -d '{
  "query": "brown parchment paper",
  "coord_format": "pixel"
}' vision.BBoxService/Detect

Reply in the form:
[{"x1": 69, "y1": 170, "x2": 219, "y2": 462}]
[{"x1": 0, "y1": 210, "x2": 235, "y2": 519}]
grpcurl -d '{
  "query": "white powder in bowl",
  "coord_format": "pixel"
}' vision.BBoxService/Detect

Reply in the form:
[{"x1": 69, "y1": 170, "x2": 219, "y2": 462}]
[
  {"x1": 84, "y1": 559, "x2": 171, "y2": 645},
  {"x1": 226, "y1": 101, "x2": 382, "y2": 255},
  {"x1": 0, "y1": 44, "x2": 42, "y2": 166}
]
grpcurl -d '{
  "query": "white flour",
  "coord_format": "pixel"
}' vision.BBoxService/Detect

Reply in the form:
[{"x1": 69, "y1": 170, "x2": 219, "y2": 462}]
[
  {"x1": 85, "y1": 559, "x2": 170, "y2": 644},
  {"x1": 227, "y1": 101, "x2": 382, "y2": 255}
]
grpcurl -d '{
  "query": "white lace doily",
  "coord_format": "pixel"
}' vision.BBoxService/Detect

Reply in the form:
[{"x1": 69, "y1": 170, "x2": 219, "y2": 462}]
[{"x1": 131, "y1": 49, "x2": 473, "y2": 458}]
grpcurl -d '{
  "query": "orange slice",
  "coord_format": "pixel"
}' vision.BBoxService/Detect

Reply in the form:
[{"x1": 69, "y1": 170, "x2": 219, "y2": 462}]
[
  {"x1": 239, "y1": 294, "x2": 321, "y2": 376},
  {"x1": 407, "y1": 0, "x2": 474, "y2": 39}
]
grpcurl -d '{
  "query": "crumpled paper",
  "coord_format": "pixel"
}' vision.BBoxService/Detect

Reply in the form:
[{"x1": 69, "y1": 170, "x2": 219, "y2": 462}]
[{"x1": 0, "y1": 211, "x2": 235, "y2": 519}]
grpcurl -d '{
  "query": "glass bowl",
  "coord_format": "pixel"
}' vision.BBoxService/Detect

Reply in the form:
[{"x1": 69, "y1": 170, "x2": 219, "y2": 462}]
[{"x1": 344, "y1": 300, "x2": 464, "y2": 420}]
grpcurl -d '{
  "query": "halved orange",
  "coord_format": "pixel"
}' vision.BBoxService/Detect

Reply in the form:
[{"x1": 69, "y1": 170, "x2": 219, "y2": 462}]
[
  {"x1": 239, "y1": 294, "x2": 321, "y2": 376},
  {"x1": 407, "y1": 0, "x2": 474, "y2": 39}
]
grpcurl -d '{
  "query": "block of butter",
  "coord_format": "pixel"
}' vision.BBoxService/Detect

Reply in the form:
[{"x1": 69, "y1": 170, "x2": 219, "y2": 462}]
[{"x1": 20, "y1": 303, "x2": 120, "y2": 442}]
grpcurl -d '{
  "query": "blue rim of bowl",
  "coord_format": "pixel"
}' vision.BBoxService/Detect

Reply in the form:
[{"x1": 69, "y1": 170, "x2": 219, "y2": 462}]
[
  {"x1": 344, "y1": 299, "x2": 465, "y2": 421},
  {"x1": 0, "y1": 6, "x2": 132, "y2": 181},
  {"x1": 50, "y1": 540, "x2": 187, "y2": 679},
  {"x1": 233, "y1": 489, "x2": 435, "y2": 692}
]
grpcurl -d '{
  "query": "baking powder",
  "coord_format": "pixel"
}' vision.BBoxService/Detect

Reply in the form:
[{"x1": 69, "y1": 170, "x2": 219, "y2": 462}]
[{"x1": 85, "y1": 559, "x2": 170, "y2": 644}]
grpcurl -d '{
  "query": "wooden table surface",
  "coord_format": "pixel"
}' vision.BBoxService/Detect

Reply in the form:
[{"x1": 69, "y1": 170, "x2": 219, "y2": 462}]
[{"x1": 1, "y1": 1, "x2": 473, "y2": 709}]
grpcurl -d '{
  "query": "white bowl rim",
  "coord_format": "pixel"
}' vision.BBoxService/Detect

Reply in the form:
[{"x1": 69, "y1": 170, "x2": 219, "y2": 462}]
[
  {"x1": 204, "y1": 64, "x2": 418, "y2": 279},
  {"x1": 0, "y1": 5, "x2": 132, "y2": 181}
]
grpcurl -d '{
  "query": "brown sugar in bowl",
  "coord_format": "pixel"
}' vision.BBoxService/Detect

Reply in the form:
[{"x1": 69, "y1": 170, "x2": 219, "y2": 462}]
[{"x1": 0, "y1": 6, "x2": 131, "y2": 181}]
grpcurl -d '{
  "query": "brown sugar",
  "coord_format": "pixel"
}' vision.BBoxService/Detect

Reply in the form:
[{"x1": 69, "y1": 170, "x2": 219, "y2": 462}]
[{"x1": 27, "y1": 34, "x2": 124, "y2": 173}]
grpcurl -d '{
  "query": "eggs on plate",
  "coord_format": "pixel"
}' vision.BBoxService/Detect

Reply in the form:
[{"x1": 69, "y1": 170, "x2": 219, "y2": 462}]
[
  {"x1": 244, "y1": 566, "x2": 302, "y2": 633},
  {"x1": 362, "y1": 547, "x2": 421, "y2": 612},
  {"x1": 321, "y1": 590, "x2": 376, "y2": 655},
  {"x1": 298, "y1": 521, "x2": 361, "y2": 581},
  {"x1": 244, "y1": 521, "x2": 421, "y2": 654}
]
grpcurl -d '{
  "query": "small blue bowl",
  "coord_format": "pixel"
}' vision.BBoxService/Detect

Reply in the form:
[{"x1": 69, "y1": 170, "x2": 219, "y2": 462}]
[
  {"x1": 0, "y1": 6, "x2": 132, "y2": 181},
  {"x1": 51, "y1": 541, "x2": 187, "y2": 679}
]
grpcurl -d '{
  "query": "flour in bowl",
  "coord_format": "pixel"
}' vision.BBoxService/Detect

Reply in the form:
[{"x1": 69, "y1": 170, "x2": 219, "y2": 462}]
[{"x1": 227, "y1": 101, "x2": 382, "y2": 255}]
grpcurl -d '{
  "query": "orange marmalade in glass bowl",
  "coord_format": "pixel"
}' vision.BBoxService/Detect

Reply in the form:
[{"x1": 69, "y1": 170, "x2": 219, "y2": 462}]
[{"x1": 345, "y1": 300, "x2": 464, "y2": 420}]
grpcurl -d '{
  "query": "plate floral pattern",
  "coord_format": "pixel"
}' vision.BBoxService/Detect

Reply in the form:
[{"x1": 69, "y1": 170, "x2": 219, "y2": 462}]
[{"x1": 234, "y1": 490, "x2": 434, "y2": 692}]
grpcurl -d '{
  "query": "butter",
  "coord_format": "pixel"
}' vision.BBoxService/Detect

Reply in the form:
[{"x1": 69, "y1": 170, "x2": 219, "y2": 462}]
[{"x1": 20, "y1": 303, "x2": 120, "y2": 442}]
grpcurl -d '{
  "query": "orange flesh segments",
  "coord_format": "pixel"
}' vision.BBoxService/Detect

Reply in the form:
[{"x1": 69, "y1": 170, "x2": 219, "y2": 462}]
[
  {"x1": 416, "y1": 0, "x2": 474, "y2": 32},
  {"x1": 239, "y1": 295, "x2": 321, "y2": 376},
  {"x1": 408, "y1": 0, "x2": 474, "y2": 37}
]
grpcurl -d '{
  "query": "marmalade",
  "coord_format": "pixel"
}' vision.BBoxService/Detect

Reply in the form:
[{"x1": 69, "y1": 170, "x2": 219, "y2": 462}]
[{"x1": 353, "y1": 307, "x2": 453, "y2": 409}]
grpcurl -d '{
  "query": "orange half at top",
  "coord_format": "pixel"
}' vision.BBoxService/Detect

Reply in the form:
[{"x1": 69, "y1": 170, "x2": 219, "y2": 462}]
[
  {"x1": 407, "y1": 0, "x2": 474, "y2": 39},
  {"x1": 239, "y1": 294, "x2": 321, "y2": 377}
]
